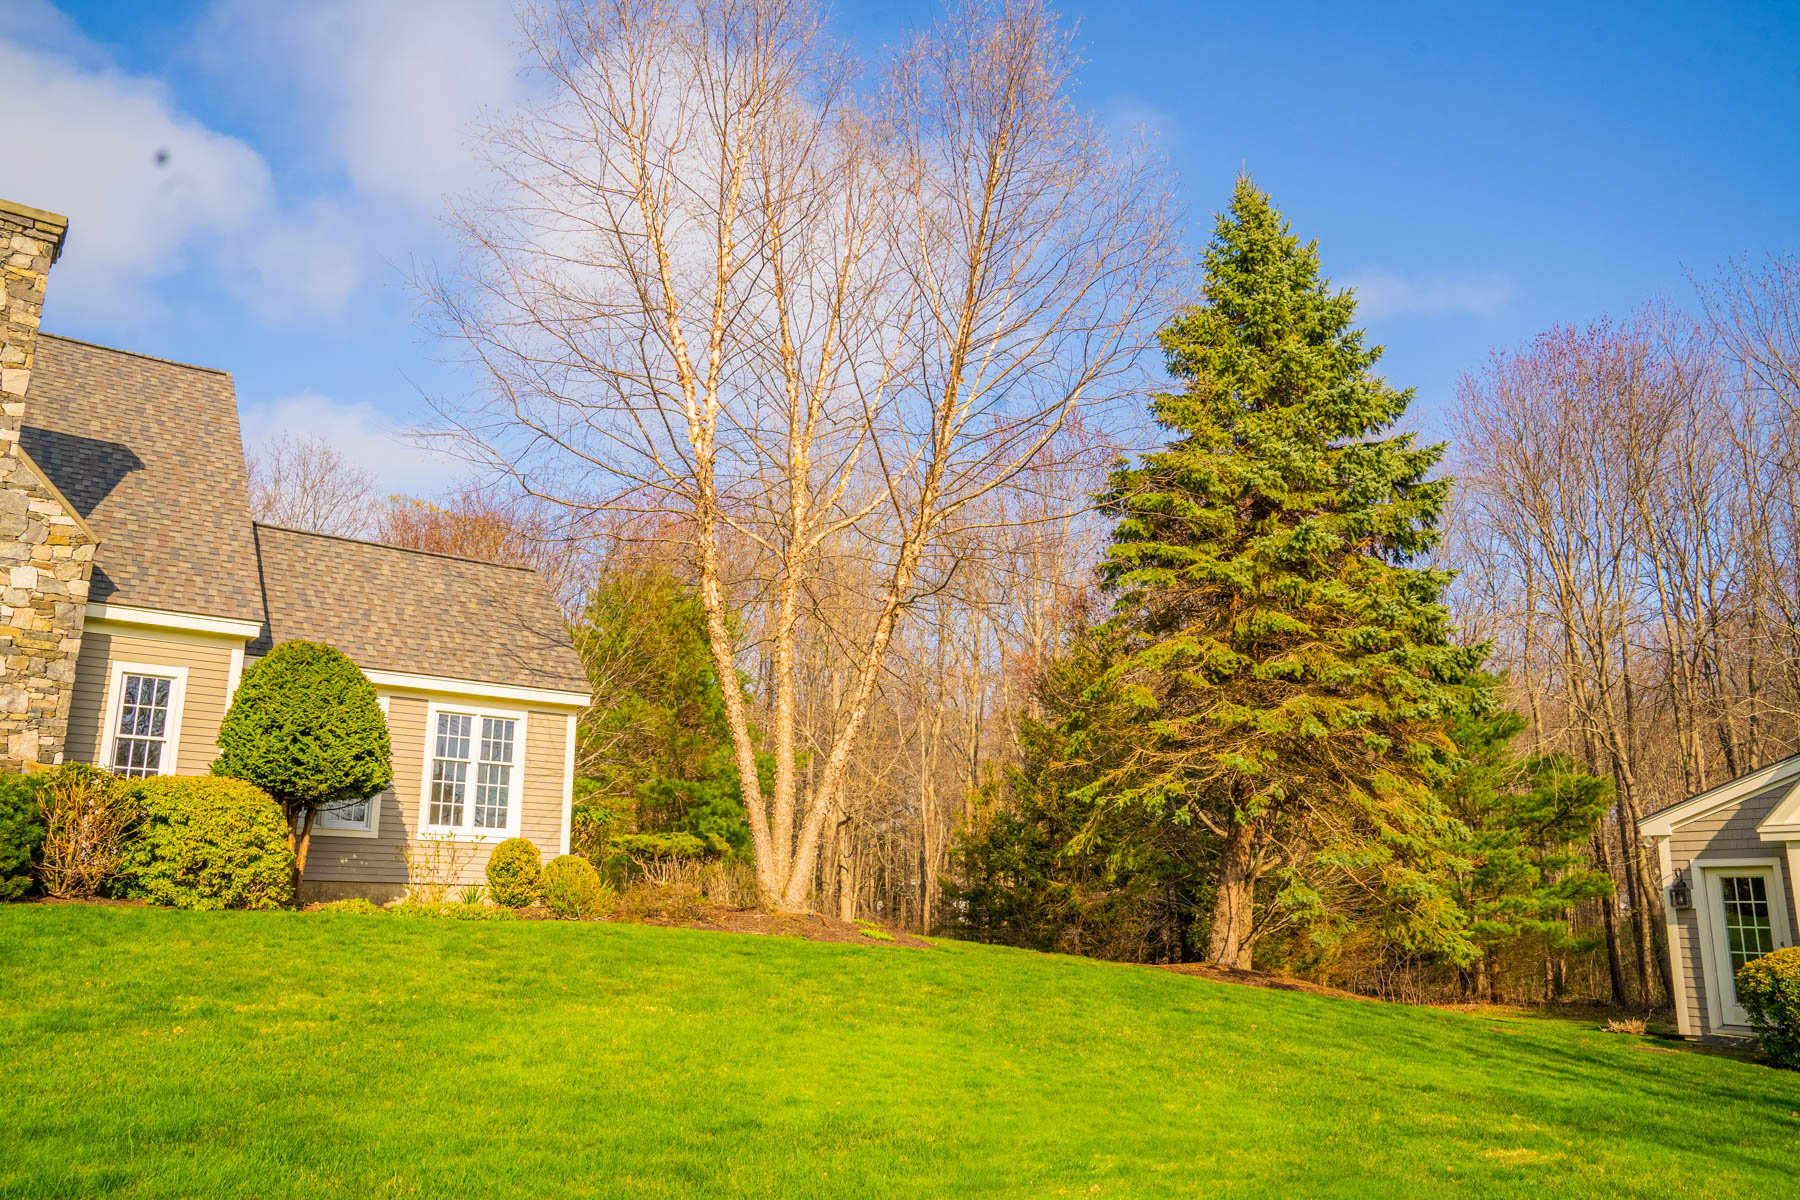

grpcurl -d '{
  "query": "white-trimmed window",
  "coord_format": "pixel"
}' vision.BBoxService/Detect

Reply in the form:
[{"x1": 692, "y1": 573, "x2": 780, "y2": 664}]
[
  {"x1": 101, "y1": 663, "x2": 188, "y2": 778},
  {"x1": 419, "y1": 704, "x2": 525, "y2": 838},
  {"x1": 316, "y1": 696, "x2": 387, "y2": 837}
]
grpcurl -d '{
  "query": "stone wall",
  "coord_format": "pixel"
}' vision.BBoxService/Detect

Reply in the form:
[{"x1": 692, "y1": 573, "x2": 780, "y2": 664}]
[{"x1": 0, "y1": 199, "x2": 95, "y2": 770}]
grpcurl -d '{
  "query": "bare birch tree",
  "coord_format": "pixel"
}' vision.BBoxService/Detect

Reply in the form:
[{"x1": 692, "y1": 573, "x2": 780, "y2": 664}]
[{"x1": 431, "y1": 0, "x2": 1177, "y2": 910}]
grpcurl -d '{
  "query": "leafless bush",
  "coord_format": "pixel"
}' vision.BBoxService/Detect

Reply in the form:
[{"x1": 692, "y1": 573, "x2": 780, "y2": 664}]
[
  {"x1": 397, "y1": 835, "x2": 484, "y2": 905},
  {"x1": 37, "y1": 765, "x2": 134, "y2": 899},
  {"x1": 615, "y1": 880, "x2": 706, "y2": 922}
]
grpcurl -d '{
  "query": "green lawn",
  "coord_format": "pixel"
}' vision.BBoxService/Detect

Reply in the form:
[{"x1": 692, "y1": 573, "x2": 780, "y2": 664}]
[{"x1": 3, "y1": 906, "x2": 1795, "y2": 1198}]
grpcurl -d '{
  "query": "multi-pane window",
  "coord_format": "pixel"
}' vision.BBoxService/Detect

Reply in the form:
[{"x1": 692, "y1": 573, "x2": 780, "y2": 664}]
[
  {"x1": 427, "y1": 711, "x2": 518, "y2": 834},
  {"x1": 1722, "y1": 875, "x2": 1776, "y2": 987},
  {"x1": 111, "y1": 673, "x2": 175, "y2": 777},
  {"x1": 317, "y1": 794, "x2": 373, "y2": 832}
]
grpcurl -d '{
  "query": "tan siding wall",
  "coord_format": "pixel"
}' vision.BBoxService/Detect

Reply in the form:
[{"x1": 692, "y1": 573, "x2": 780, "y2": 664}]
[
  {"x1": 67, "y1": 623, "x2": 237, "y2": 775},
  {"x1": 1664, "y1": 783, "x2": 1799, "y2": 1036},
  {"x1": 304, "y1": 691, "x2": 571, "y2": 891}
]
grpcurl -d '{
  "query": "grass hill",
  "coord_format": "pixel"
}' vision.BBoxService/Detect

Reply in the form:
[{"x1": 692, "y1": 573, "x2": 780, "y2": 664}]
[{"x1": 3, "y1": 905, "x2": 1795, "y2": 1198}]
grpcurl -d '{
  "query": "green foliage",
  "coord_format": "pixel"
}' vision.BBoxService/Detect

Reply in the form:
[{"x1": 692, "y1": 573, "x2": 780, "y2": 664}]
[
  {"x1": 946, "y1": 625, "x2": 1213, "y2": 962},
  {"x1": 116, "y1": 777, "x2": 295, "y2": 910},
  {"x1": 573, "y1": 561, "x2": 763, "y2": 857},
  {"x1": 212, "y1": 641, "x2": 392, "y2": 831},
  {"x1": 0, "y1": 773, "x2": 46, "y2": 900},
  {"x1": 540, "y1": 854, "x2": 612, "y2": 919},
  {"x1": 607, "y1": 831, "x2": 714, "y2": 870},
  {"x1": 1439, "y1": 698, "x2": 1613, "y2": 982},
  {"x1": 315, "y1": 898, "x2": 386, "y2": 915},
  {"x1": 391, "y1": 901, "x2": 520, "y2": 921},
  {"x1": 1082, "y1": 177, "x2": 1491, "y2": 963},
  {"x1": 485, "y1": 837, "x2": 543, "y2": 907},
  {"x1": 1738, "y1": 947, "x2": 1800, "y2": 1068}
]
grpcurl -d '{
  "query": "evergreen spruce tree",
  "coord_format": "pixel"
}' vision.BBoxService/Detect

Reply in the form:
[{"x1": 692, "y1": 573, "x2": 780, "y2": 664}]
[
  {"x1": 572, "y1": 561, "x2": 757, "y2": 858},
  {"x1": 1087, "y1": 177, "x2": 1490, "y2": 967},
  {"x1": 1440, "y1": 698, "x2": 1613, "y2": 1000}
]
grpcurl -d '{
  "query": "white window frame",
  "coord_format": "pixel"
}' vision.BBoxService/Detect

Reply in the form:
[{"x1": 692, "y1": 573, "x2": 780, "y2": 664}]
[
  {"x1": 99, "y1": 662, "x2": 189, "y2": 778},
  {"x1": 1693, "y1": 857, "x2": 1794, "y2": 1029},
  {"x1": 416, "y1": 702, "x2": 528, "y2": 840},
  {"x1": 315, "y1": 696, "x2": 387, "y2": 839}
]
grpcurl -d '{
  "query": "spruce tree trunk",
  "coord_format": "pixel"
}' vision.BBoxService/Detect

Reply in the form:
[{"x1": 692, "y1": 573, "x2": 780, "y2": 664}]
[{"x1": 1206, "y1": 820, "x2": 1258, "y2": 969}]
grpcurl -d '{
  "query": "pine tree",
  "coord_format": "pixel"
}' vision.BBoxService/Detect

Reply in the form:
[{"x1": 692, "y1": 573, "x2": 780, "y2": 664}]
[
  {"x1": 946, "y1": 625, "x2": 1214, "y2": 962},
  {"x1": 1440, "y1": 699, "x2": 1613, "y2": 1000},
  {"x1": 572, "y1": 560, "x2": 756, "y2": 858},
  {"x1": 1086, "y1": 177, "x2": 1490, "y2": 967}
]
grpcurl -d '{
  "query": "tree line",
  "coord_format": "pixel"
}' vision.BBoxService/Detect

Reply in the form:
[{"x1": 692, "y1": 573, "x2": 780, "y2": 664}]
[{"x1": 242, "y1": 0, "x2": 1800, "y2": 1007}]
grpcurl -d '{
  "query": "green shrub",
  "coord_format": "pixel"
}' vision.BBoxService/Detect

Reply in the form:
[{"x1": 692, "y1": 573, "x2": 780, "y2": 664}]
[
  {"x1": 0, "y1": 773, "x2": 47, "y2": 900},
  {"x1": 1738, "y1": 947, "x2": 1800, "y2": 1067},
  {"x1": 212, "y1": 640, "x2": 391, "y2": 882},
  {"x1": 607, "y1": 831, "x2": 714, "y2": 874},
  {"x1": 314, "y1": 898, "x2": 386, "y2": 915},
  {"x1": 392, "y1": 901, "x2": 519, "y2": 921},
  {"x1": 541, "y1": 854, "x2": 612, "y2": 919},
  {"x1": 116, "y1": 777, "x2": 294, "y2": 910},
  {"x1": 37, "y1": 763, "x2": 135, "y2": 898},
  {"x1": 486, "y1": 838, "x2": 543, "y2": 907}
]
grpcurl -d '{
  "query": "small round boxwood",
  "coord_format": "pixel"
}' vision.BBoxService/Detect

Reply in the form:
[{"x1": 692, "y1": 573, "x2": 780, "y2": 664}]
[
  {"x1": 117, "y1": 777, "x2": 295, "y2": 910},
  {"x1": 0, "y1": 772, "x2": 47, "y2": 900},
  {"x1": 541, "y1": 854, "x2": 611, "y2": 919},
  {"x1": 1738, "y1": 947, "x2": 1800, "y2": 1068},
  {"x1": 485, "y1": 838, "x2": 543, "y2": 908}
]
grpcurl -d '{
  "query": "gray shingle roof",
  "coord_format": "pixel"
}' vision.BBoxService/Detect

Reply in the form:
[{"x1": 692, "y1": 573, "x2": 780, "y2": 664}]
[
  {"x1": 250, "y1": 524, "x2": 589, "y2": 695},
  {"x1": 23, "y1": 333, "x2": 588, "y2": 699},
  {"x1": 22, "y1": 335, "x2": 264, "y2": 622}
]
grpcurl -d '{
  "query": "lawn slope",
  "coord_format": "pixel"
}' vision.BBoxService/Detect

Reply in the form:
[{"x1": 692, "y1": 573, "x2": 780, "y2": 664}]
[{"x1": 2, "y1": 906, "x2": 1794, "y2": 1199}]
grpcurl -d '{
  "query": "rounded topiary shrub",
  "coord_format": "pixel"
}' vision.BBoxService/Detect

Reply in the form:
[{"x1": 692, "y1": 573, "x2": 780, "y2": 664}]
[
  {"x1": 541, "y1": 854, "x2": 611, "y2": 919},
  {"x1": 117, "y1": 777, "x2": 295, "y2": 910},
  {"x1": 1739, "y1": 948, "x2": 1800, "y2": 1068},
  {"x1": 486, "y1": 838, "x2": 542, "y2": 908},
  {"x1": 0, "y1": 772, "x2": 47, "y2": 900},
  {"x1": 213, "y1": 640, "x2": 391, "y2": 881}
]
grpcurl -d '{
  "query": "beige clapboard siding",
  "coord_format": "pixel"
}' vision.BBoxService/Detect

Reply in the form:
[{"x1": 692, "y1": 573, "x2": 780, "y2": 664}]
[
  {"x1": 66, "y1": 624, "x2": 238, "y2": 776},
  {"x1": 304, "y1": 693, "x2": 570, "y2": 887},
  {"x1": 1663, "y1": 780, "x2": 1800, "y2": 1034}
]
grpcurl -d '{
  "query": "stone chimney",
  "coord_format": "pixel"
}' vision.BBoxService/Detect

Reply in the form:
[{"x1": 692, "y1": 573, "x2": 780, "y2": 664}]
[
  {"x1": 0, "y1": 198, "x2": 96, "y2": 771},
  {"x1": 1, "y1": 201, "x2": 65, "y2": 445}
]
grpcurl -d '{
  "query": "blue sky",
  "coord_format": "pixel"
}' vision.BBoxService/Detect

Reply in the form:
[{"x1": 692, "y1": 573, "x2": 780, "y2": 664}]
[{"x1": 3, "y1": 0, "x2": 1796, "y2": 497}]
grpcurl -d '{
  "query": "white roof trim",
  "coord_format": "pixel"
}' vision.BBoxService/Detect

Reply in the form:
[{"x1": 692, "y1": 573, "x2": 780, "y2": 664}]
[
  {"x1": 86, "y1": 601, "x2": 262, "y2": 640},
  {"x1": 1640, "y1": 751, "x2": 1800, "y2": 838},
  {"x1": 361, "y1": 667, "x2": 589, "y2": 709}
]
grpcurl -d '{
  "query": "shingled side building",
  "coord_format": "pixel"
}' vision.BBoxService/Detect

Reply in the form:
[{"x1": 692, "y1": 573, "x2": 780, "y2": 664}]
[{"x1": 0, "y1": 197, "x2": 589, "y2": 899}]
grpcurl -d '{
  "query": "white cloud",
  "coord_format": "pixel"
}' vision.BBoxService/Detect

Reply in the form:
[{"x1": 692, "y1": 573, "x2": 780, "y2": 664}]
[
  {"x1": 220, "y1": 198, "x2": 366, "y2": 321},
  {"x1": 239, "y1": 392, "x2": 472, "y2": 500},
  {"x1": 0, "y1": 36, "x2": 275, "y2": 323},
  {"x1": 200, "y1": 0, "x2": 524, "y2": 214},
  {"x1": 1346, "y1": 270, "x2": 1517, "y2": 321}
]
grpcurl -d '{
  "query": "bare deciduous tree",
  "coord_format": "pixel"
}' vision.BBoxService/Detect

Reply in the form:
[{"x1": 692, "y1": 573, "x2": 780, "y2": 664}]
[
  {"x1": 431, "y1": 0, "x2": 1177, "y2": 910},
  {"x1": 245, "y1": 431, "x2": 379, "y2": 537}
]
